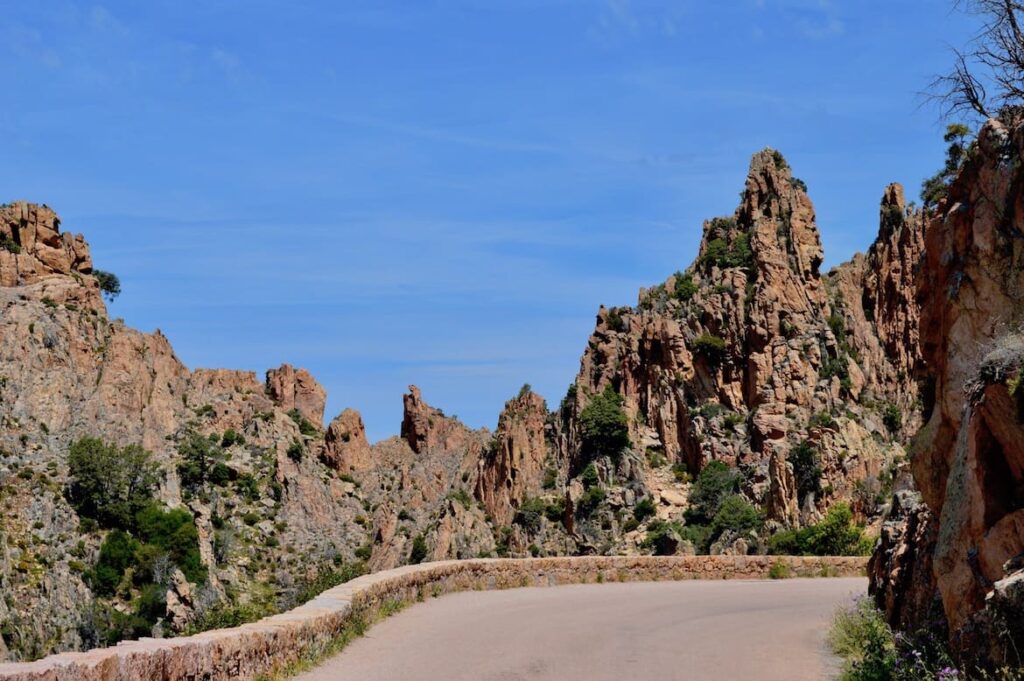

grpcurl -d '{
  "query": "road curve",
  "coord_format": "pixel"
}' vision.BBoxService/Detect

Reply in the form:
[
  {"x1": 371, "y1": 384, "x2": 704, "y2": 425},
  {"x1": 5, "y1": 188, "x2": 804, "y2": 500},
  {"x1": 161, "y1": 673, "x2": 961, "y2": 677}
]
[{"x1": 295, "y1": 577, "x2": 864, "y2": 681}]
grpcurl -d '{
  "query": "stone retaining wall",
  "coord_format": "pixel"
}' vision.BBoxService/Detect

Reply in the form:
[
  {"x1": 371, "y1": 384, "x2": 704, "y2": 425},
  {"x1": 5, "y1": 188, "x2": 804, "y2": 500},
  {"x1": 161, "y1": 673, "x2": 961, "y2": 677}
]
[{"x1": 0, "y1": 555, "x2": 866, "y2": 681}]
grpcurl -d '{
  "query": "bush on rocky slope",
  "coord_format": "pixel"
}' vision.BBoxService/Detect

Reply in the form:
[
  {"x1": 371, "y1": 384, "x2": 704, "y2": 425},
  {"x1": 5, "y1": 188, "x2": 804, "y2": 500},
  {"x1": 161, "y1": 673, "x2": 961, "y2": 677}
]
[
  {"x1": 579, "y1": 386, "x2": 630, "y2": 463},
  {"x1": 66, "y1": 438, "x2": 162, "y2": 530}
]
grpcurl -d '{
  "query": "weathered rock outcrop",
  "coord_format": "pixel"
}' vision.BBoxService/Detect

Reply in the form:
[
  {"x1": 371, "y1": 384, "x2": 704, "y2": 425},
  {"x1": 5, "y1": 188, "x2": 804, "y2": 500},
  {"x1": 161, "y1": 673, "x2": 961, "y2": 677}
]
[
  {"x1": 872, "y1": 118, "x2": 1024, "y2": 665},
  {"x1": 475, "y1": 390, "x2": 551, "y2": 527},
  {"x1": 868, "y1": 490, "x2": 939, "y2": 631},
  {"x1": 321, "y1": 408, "x2": 372, "y2": 473},
  {"x1": 0, "y1": 212, "x2": 373, "y2": 661},
  {"x1": 265, "y1": 363, "x2": 326, "y2": 426},
  {"x1": 563, "y1": 151, "x2": 922, "y2": 536},
  {"x1": 0, "y1": 202, "x2": 92, "y2": 288}
]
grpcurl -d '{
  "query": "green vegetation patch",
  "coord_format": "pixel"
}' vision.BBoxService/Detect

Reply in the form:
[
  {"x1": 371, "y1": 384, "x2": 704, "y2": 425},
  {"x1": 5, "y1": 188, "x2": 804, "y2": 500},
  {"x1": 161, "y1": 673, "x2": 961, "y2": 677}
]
[{"x1": 579, "y1": 386, "x2": 630, "y2": 462}]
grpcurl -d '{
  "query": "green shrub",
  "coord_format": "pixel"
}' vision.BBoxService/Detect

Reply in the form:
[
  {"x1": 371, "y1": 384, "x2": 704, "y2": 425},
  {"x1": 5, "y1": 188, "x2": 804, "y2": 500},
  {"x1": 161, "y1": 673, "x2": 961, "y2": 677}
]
[
  {"x1": 789, "y1": 440, "x2": 822, "y2": 503},
  {"x1": 700, "y1": 402, "x2": 724, "y2": 419},
  {"x1": 692, "y1": 334, "x2": 728, "y2": 365},
  {"x1": 702, "y1": 238, "x2": 729, "y2": 268},
  {"x1": 91, "y1": 530, "x2": 140, "y2": 596},
  {"x1": 447, "y1": 488, "x2": 473, "y2": 508},
  {"x1": 829, "y1": 594, "x2": 994, "y2": 681},
  {"x1": 646, "y1": 447, "x2": 667, "y2": 468},
  {"x1": 208, "y1": 462, "x2": 234, "y2": 486},
  {"x1": 134, "y1": 583, "x2": 166, "y2": 623},
  {"x1": 93, "y1": 270, "x2": 121, "y2": 301},
  {"x1": 633, "y1": 497, "x2": 656, "y2": 522},
  {"x1": 881, "y1": 404, "x2": 901, "y2": 435},
  {"x1": 710, "y1": 494, "x2": 762, "y2": 539},
  {"x1": 288, "y1": 409, "x2": 319, "y2": 437},
  {"x1": 290, "y1": 561, "x2": 366, "y2": 607},
  {"x1": 134, "y1": 505, "x2": 206, "y2": 584},
  {"x1": 623, "y1": 517, "x2": 640, "y2": 533},
  {"x1": 559, "y1": 383, "x2": 577, "y2": 417},
  {"x1": 722, "y1": 412, "x2": 744, "y2": 432},
  {"x1": 579, "y1": 386, "x2": 630, "y2": 462},
  {"x1": 542, "y1": 467, "x2": 558, "y2": 489},
  {"x1": 642, "y1": 519, "x2": 698, "y2": 555},
  {"x1": 409, "y1": 534, "x2": 428, "y2": 564},
  {"x1": 0, "y1": 232, "x2": 21, "y2": 254},
  {"x1": 185, "y1": 600, "x2": 275, "y2": 635},
  {"x1": 686, "y1": 460, "x2": 739, "y2": 524},
  {"x1": 543, "y1": 498, "x2": 565, "y2": 523},
  {"x1": 920, "y1": 124, "x2": 971, "y2": 209},
  {"x1": 802, "y1": 504, "x2": 872, "y2": 556},
  {"x1": 513, "y1": 497, "x2": 547, "y2": 533},
  {"x1": 680, "y1": 523, "x2": 714, "y2": 552},
  {"x1": 642, "y1": 520, "x2": 680, "y2": 555},
  {"x1": 577, "y1": 486, "x2": 606, "y2": 516},
  {"x1": 671, "y1": 462, "x2": 691, "y2": 483},
  {"x1": 287, "y1": 440, "x2": 304, "y2": 462},
  {"x1": 235, "y1": 473, "x2": 260, "y2": 502},
  {"x1": 829, "y1": 598, "x2": 897, "y2": 680},
  {"x1": 768, "y1": 560, "x2": 791, "y2": 579},
  {"x1": 768, "y1": 504, "x2": 871, "y2": 557},
  {"x1": 41, "y1": 296, "x2": 57, "y2": 309},
  {"x1": 808, "y1": 411, "x2": 837, "y2": 430},
  {"x1": 194, "y1": 404, "x2": 215, "y2": 418},
  {"x1": 67, "y1": 438, "x2": 163, "y2": 530},
  {"x1": 221, "y1": 429, "x2": 245, "y2": 447},
  {"x1": 605, "y1": 307, "x2": 627, "y2": 333},
  {"x1": 700, "y1": 228, "x2": 754, "y2": 271},
  {"x1": 673, "y1": 272, "x2": 698, "y2": 302},
  {"x1": 176, "y1": 430, "x2": 225, "y2": 494}
]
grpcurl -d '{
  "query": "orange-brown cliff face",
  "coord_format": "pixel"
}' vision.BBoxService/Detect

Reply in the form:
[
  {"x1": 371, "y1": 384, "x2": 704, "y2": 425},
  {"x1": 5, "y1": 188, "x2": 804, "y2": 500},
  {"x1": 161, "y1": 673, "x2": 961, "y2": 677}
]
[
  {"x1": 562, "y1": 150, "x2": 922, "y2": 533},
  {"x1": 0, "y1": 202, "x2": 93, "y2": 289},
  {"x1": 475, "y1": 389, "x2": 551, "y2": 527},
  {"x1": 871, "y1": 118, "x2": 1024, "y2": 665},
  {"x1": 0, "y1": 209, "x2": 376, "y2": 660},
  {"x1": 321, "y1": 408, "x2": 373, "y2": 473},
  {"x1": 266, "y1": 364, "x2": 327, "y2": 426}
]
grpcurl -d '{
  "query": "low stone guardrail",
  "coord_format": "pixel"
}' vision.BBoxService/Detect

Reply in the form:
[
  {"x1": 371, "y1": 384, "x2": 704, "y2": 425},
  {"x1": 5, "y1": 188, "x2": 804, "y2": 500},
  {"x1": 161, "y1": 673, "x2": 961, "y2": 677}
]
[{"x1": 0, "y1": 555, "x2": 866, "y2": 680}]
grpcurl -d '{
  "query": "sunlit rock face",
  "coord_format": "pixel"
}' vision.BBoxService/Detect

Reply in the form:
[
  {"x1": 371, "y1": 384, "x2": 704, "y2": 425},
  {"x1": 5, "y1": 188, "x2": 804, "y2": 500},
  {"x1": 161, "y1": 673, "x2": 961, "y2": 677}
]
[{"x1": 870, "y1": 118, "x2": 1024, "y2": 665}]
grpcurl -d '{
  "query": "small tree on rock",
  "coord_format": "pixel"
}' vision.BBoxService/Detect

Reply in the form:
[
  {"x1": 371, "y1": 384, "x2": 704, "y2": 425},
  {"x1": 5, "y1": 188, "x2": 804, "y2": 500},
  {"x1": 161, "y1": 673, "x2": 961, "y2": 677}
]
[{"x1": 579, "y1": 385, "x2": 631, "y2": 462}]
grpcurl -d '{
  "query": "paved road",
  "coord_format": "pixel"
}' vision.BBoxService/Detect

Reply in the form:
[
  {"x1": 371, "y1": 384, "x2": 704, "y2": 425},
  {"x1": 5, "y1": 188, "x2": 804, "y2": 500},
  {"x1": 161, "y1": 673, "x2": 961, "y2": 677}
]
[{"x1": 295, "y1": 577, "x2": 865, "y2": 681}]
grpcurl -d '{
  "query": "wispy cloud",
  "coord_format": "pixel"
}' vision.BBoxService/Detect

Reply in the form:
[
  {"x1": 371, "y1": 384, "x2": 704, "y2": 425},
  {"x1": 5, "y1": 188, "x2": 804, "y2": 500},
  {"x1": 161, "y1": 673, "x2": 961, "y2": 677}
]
[
  {"x1": 753, "y1": 0, "x2": 845, "y2": 41},
  {"x1": 3, "y1": 24, "x2": 62, "y2": 69},
  {"x1": 586, "y1": 0, "x2": 686, "y2": 46}
]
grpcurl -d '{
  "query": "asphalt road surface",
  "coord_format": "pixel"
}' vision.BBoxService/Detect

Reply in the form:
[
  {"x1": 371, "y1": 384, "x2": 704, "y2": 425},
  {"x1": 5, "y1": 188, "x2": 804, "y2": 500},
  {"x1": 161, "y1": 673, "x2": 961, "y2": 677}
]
[{"x1": 295, "y1": 577, "x2": 865, "y2": 681}]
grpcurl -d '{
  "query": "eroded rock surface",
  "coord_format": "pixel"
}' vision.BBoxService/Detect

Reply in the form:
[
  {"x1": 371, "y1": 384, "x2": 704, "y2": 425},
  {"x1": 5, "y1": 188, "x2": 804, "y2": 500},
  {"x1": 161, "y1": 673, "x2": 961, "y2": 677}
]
[{"x1": 869, "y1": 118, "x2": 1024, "y2": 665}]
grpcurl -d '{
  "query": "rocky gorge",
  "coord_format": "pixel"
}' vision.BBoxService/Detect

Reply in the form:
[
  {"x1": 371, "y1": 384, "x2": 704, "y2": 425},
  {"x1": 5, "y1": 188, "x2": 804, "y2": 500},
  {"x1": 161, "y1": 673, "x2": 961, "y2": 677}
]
[{"x1": 0, "y1": 118, "x2": 1019, "y2": 671}]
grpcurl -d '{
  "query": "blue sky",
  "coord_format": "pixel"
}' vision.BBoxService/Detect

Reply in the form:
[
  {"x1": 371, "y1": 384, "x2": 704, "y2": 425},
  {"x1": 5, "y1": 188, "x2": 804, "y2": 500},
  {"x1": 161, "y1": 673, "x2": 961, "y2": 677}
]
[{"x1": 1, "y1": 1, "x2": 976, "y2": 441}]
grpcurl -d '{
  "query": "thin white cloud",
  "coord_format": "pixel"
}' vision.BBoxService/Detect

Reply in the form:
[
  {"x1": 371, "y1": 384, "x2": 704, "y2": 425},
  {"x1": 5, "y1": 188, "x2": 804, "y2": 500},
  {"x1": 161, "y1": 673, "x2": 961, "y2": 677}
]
[
  {"x1": 797, "y1": 14, "x2": 844, "y2": 40},
  {"x1": 4, "y1": 25, "x2": 62, "y2": 69},
  {"x1": 586, "y1": 0, "x2": 687, "y2": 46}
]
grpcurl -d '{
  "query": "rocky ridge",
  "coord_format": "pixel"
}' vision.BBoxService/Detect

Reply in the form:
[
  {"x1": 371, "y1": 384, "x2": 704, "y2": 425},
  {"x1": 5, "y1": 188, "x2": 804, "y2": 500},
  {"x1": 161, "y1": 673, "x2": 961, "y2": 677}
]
[{"x1": 0, "y1": 146, "x2": 928, "y2": 662}]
